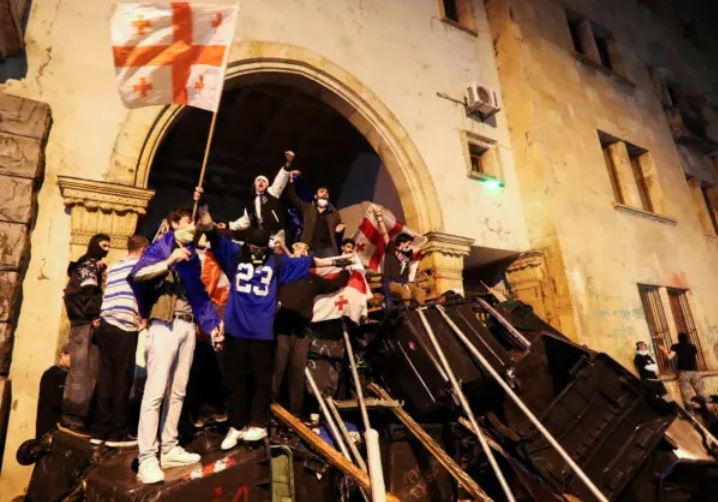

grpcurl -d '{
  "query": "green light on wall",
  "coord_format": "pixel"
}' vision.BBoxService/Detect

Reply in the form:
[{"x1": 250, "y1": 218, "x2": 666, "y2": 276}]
[{"x1": 477, "y1": 175, "x2": 505, "y2": 189}]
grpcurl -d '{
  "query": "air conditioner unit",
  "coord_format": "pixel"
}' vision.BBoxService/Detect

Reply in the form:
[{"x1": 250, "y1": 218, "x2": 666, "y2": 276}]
[{"x1": 465, "y1": 83, "x2": 500, "y2": 118}]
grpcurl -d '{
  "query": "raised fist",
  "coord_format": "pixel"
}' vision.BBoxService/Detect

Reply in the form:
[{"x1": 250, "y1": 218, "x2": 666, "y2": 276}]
[{"x1": 285, "y1": 150, "x2": 295, "y2": 164}]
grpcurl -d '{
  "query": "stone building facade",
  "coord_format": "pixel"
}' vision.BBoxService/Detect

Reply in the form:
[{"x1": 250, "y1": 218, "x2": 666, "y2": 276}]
[
  {"x1": 486, "y1": 0, "x2": 718, "y2": 392},
  {"x1": 0, "y1": 0, "x2": 716, "y2": 496},
  {"x1": 0, "y1": 0, "x2": 530, "y2": 493}
]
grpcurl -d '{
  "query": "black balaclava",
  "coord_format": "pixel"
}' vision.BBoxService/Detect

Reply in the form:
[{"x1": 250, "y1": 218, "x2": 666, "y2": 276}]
[
  {"x1": 239, "y1": 227, "x2": 271, "y2": 266},
  {"x1": 87, "y1": 233, "x2": 111, "y2": 260},
  {"x1": 67, "y1": 233, "x2": 110, "y2": 276}
]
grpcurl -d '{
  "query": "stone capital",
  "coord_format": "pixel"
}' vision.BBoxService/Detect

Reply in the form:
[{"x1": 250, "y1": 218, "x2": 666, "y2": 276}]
[
  {"x1": 422, "y1": 231, "x2": 474, "y2": 257},
  {"x1": 420, "y1": 231, "x2": 474, "y2": 295},
  {"x1": 58, "y1": 176, "x2": 155, "y2": 253},
  {"x1": 58, "y1": 176, "x2": 154, "y2": 214},
  {"x1": 506, "y1": 249, "x2": 547, "y2": 278},
  {"x1": 505, "y1": 249, "x2": 550, "y2": 319}
]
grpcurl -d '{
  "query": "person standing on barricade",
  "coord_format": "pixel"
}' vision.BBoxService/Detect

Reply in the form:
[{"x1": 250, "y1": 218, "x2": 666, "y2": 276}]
[{"x1": 131, "y1": 208, "x2": 223, "y2": 484}]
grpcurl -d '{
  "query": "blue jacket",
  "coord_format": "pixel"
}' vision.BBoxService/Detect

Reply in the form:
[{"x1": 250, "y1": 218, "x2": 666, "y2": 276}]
[
  {"x1": 130, "y1": 232, "x2": 220, "y2": 335},
  {"x1": 206, "y1": 230, "x2": 312, "y2": 340}
]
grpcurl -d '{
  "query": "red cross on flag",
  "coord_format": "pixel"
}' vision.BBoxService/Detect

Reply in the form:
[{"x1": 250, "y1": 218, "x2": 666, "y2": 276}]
[
  {"x1": 352, "y1": 202, "x2": 427, "y2": 273},
  {"x1": 111, "y1": 2, "x2": 239, "y2": 112},
  {"x1": 311, "y1": 255, "x2": 372, "y2": 324}
]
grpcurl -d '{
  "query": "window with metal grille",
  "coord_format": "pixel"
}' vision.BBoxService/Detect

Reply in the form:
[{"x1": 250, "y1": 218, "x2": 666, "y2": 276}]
[
  {"x1": 638, "y1": 285, "x2": 673, "y2": 373},
  {"x1": 667, "y1": 288, "x2": 706, "y2": 370}
]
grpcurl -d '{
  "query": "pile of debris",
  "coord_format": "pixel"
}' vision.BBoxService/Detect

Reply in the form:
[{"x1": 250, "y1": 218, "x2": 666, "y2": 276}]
[{"x1": 21, "y1": 298, "x2": 718, "y2": 501}]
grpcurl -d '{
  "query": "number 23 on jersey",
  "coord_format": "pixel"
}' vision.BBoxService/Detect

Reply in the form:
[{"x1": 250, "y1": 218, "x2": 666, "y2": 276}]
[{"x1": 235, "y1": 263, "x2": 274, "y2": 297}]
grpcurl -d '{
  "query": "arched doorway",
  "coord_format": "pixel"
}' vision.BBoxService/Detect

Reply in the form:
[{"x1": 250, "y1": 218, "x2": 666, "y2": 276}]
[
  {"x1": 139, "y1": 79, "x2": 406, "y2": 238},
  {"x1": 112, "y1": 43, "x2": 442, "y2": 235},
  {"x1": 100, "y1": 44, "x2": 470, "y2": 293}
]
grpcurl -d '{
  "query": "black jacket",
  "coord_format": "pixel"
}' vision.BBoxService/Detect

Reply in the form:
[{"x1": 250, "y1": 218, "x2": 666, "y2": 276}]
[
  {"x1": 64, "y1": 257, "x2": 104, "y2": 326},
  {"x1": 287, "y1": 184, "x2": 342, "y2": 252},
  {"x1": 243, "y1": 193, "x2": 286, "y2": 235},
  {"x1": 277, "y1": 270, "x2": 350, "y2": 327},
  {"x1": 383, "y1": 242, "x2": 412, "y2": 284},
  {"x1": 634, "y1": 352, "x2": 659, "y2": 380}
]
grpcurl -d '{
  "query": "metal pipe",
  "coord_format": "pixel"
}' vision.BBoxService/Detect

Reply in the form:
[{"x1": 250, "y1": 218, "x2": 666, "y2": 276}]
[
  {"x1": 437, "y1": 305, "x2": 609, "y2": 502},
  {"x1": 416, "y1": 308, "x2": 516, "y2": 502},
  {"x1": 475, "y1": 297, "x2": 531, "y2": 349},
  {"x1": 305, "y1": 367, "x2": 352, "y2": 461},
  {"x1": 327, "y1": 397, "x2": 369, "y2": 473},
  {"x1": 343, "y1": 321, "x2": 387, "y2": 502}
]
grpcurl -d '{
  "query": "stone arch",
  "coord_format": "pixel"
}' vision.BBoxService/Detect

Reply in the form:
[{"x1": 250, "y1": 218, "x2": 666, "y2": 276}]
[{"x1": 109, "y1": 41, "x2": 442, "y2": 233}]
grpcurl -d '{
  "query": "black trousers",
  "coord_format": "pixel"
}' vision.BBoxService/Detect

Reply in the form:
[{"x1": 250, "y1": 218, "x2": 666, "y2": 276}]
[
  {"x1": 223, "y1": 336, "x2": 274, "y2": 429},
  {"x1": 184, "y1": 339, "x2": 226, "y2": 419},
  {"x1": 273, "y1": 331, "x2": 311, "y2": 415},
  {"x1": 62, "y1": 323, "x2": 99, "y2": 426},
  {"x1": 92, "y1": 320, "x2": 138, "y2": 438}
]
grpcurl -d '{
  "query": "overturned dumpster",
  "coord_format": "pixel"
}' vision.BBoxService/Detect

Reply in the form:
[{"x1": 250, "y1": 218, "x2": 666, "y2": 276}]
[{"x1": 23, "y1": 299, "x2": 718, "y2": 501}]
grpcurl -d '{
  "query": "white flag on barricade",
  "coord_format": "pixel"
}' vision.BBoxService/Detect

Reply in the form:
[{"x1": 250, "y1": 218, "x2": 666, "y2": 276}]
[{"x1": 311, "y1": 255, "x2": 372, "y2": 324}]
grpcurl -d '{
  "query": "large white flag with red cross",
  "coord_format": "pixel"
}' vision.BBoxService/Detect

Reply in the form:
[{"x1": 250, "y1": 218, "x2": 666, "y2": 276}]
[
  {"x1": 352, "y1": 203, "x2": 427, "y2": 273},
  {"x1": 111, "y1": 2, "x2": 238, "y2": 112},
  {"x1": 311, "y1": 256, "x2": 372, "y2": 324}
]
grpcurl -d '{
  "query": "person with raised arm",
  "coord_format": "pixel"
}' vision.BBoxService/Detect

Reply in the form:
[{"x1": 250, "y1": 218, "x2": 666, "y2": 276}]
[
  {"x1": 194, "y1": 190, "x2": 350, "y2": 449},
  {"x1": 226, "y1": 150, "x2": 300, "y2": 247}
]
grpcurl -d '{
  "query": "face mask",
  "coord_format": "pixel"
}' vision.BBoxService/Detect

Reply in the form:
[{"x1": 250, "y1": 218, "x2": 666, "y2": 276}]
[
  {"x1": 174, "y1": 223, "x2": 197, "y2": 245},
  {"x1": 317, "y1": 198, "x2": 329, "y2": 208},
  {"x1": 247, "y1": 244, "x2": 268, "y2": 265}
]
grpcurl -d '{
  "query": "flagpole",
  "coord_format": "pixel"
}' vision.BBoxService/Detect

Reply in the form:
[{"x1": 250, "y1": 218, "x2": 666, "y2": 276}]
[{"x1": 192, "y1": 108, "x2": 220, "y2": 219}]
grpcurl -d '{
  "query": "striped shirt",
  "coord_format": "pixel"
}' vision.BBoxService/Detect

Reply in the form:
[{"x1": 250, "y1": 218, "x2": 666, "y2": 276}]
[{"x1": 100, "y1": 257, "x2": 140, "y2": 332}]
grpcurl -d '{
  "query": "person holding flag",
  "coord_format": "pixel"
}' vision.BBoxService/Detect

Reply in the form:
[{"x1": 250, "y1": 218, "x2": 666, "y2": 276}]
[
  {"x1": 356, "y1": 204, "x2": 427, "y2": 307},
  {"x1": 194, "y1": 193, "x2": 351, "y2": 451},
  {"x1": 131, "y1": 207, "x2": 224, "y2": 484},
  {"x1": 111, "y1": 1, "x2": 241, "y2": 481}
]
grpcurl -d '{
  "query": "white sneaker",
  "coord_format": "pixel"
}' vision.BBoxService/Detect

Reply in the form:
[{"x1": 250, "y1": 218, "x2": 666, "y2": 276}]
[
  {"x1": 242, "y1": 426, "x2": 267, "y2": 442},
  {"x1": 221, "y1": 427, "x2": 244, "y2": 451},
  {"x1": 160, "y1": 446, "x2": 201, "y2": 468},
  {"x1": 137, "y1": 457, "x2": 165, "y2": 484}
]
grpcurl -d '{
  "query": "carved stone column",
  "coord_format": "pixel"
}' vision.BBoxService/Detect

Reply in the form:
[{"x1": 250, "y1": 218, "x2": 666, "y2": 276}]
[
  {"x1": 505, "y1": 250, "x2": 549, "y2": 319},
  {"x1": 58, "y1": 176, "x2": 155, "y2": 259},
  {"x1": 420, "y1": 231, "x2": 474, "y2": 295}
]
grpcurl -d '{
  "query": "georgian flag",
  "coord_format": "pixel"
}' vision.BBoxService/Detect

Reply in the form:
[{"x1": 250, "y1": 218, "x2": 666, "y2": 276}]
[
  {"x1": 311, "y1": 255, "x2": 371, "y2": 324},
  {"x1": 351, "y1": 203, "x2": 427, "y2": 275},
  {"x1": 111, "y1": 2, "x2": 239, "y2": 112}
]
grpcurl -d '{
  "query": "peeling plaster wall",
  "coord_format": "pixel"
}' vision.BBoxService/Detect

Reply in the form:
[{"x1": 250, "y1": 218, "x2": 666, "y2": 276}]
[
  {"x1": 489, "y1": 0, "x2": 718, "y2": 379},
  {"x1": 0, "y1": 0, "x2": 529, "y2": 493}
]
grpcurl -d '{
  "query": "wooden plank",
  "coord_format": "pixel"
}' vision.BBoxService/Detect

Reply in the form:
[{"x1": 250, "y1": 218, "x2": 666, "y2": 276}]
[
  {"x1": 334, "y1": 397, "x2": 401, "y2": 410},
  {"x1": 368, "y1": 384, "x2": 492, "y2": 502},
  {"x1": 271, "y1": 403, "x2": 401, "y2": 502}
]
